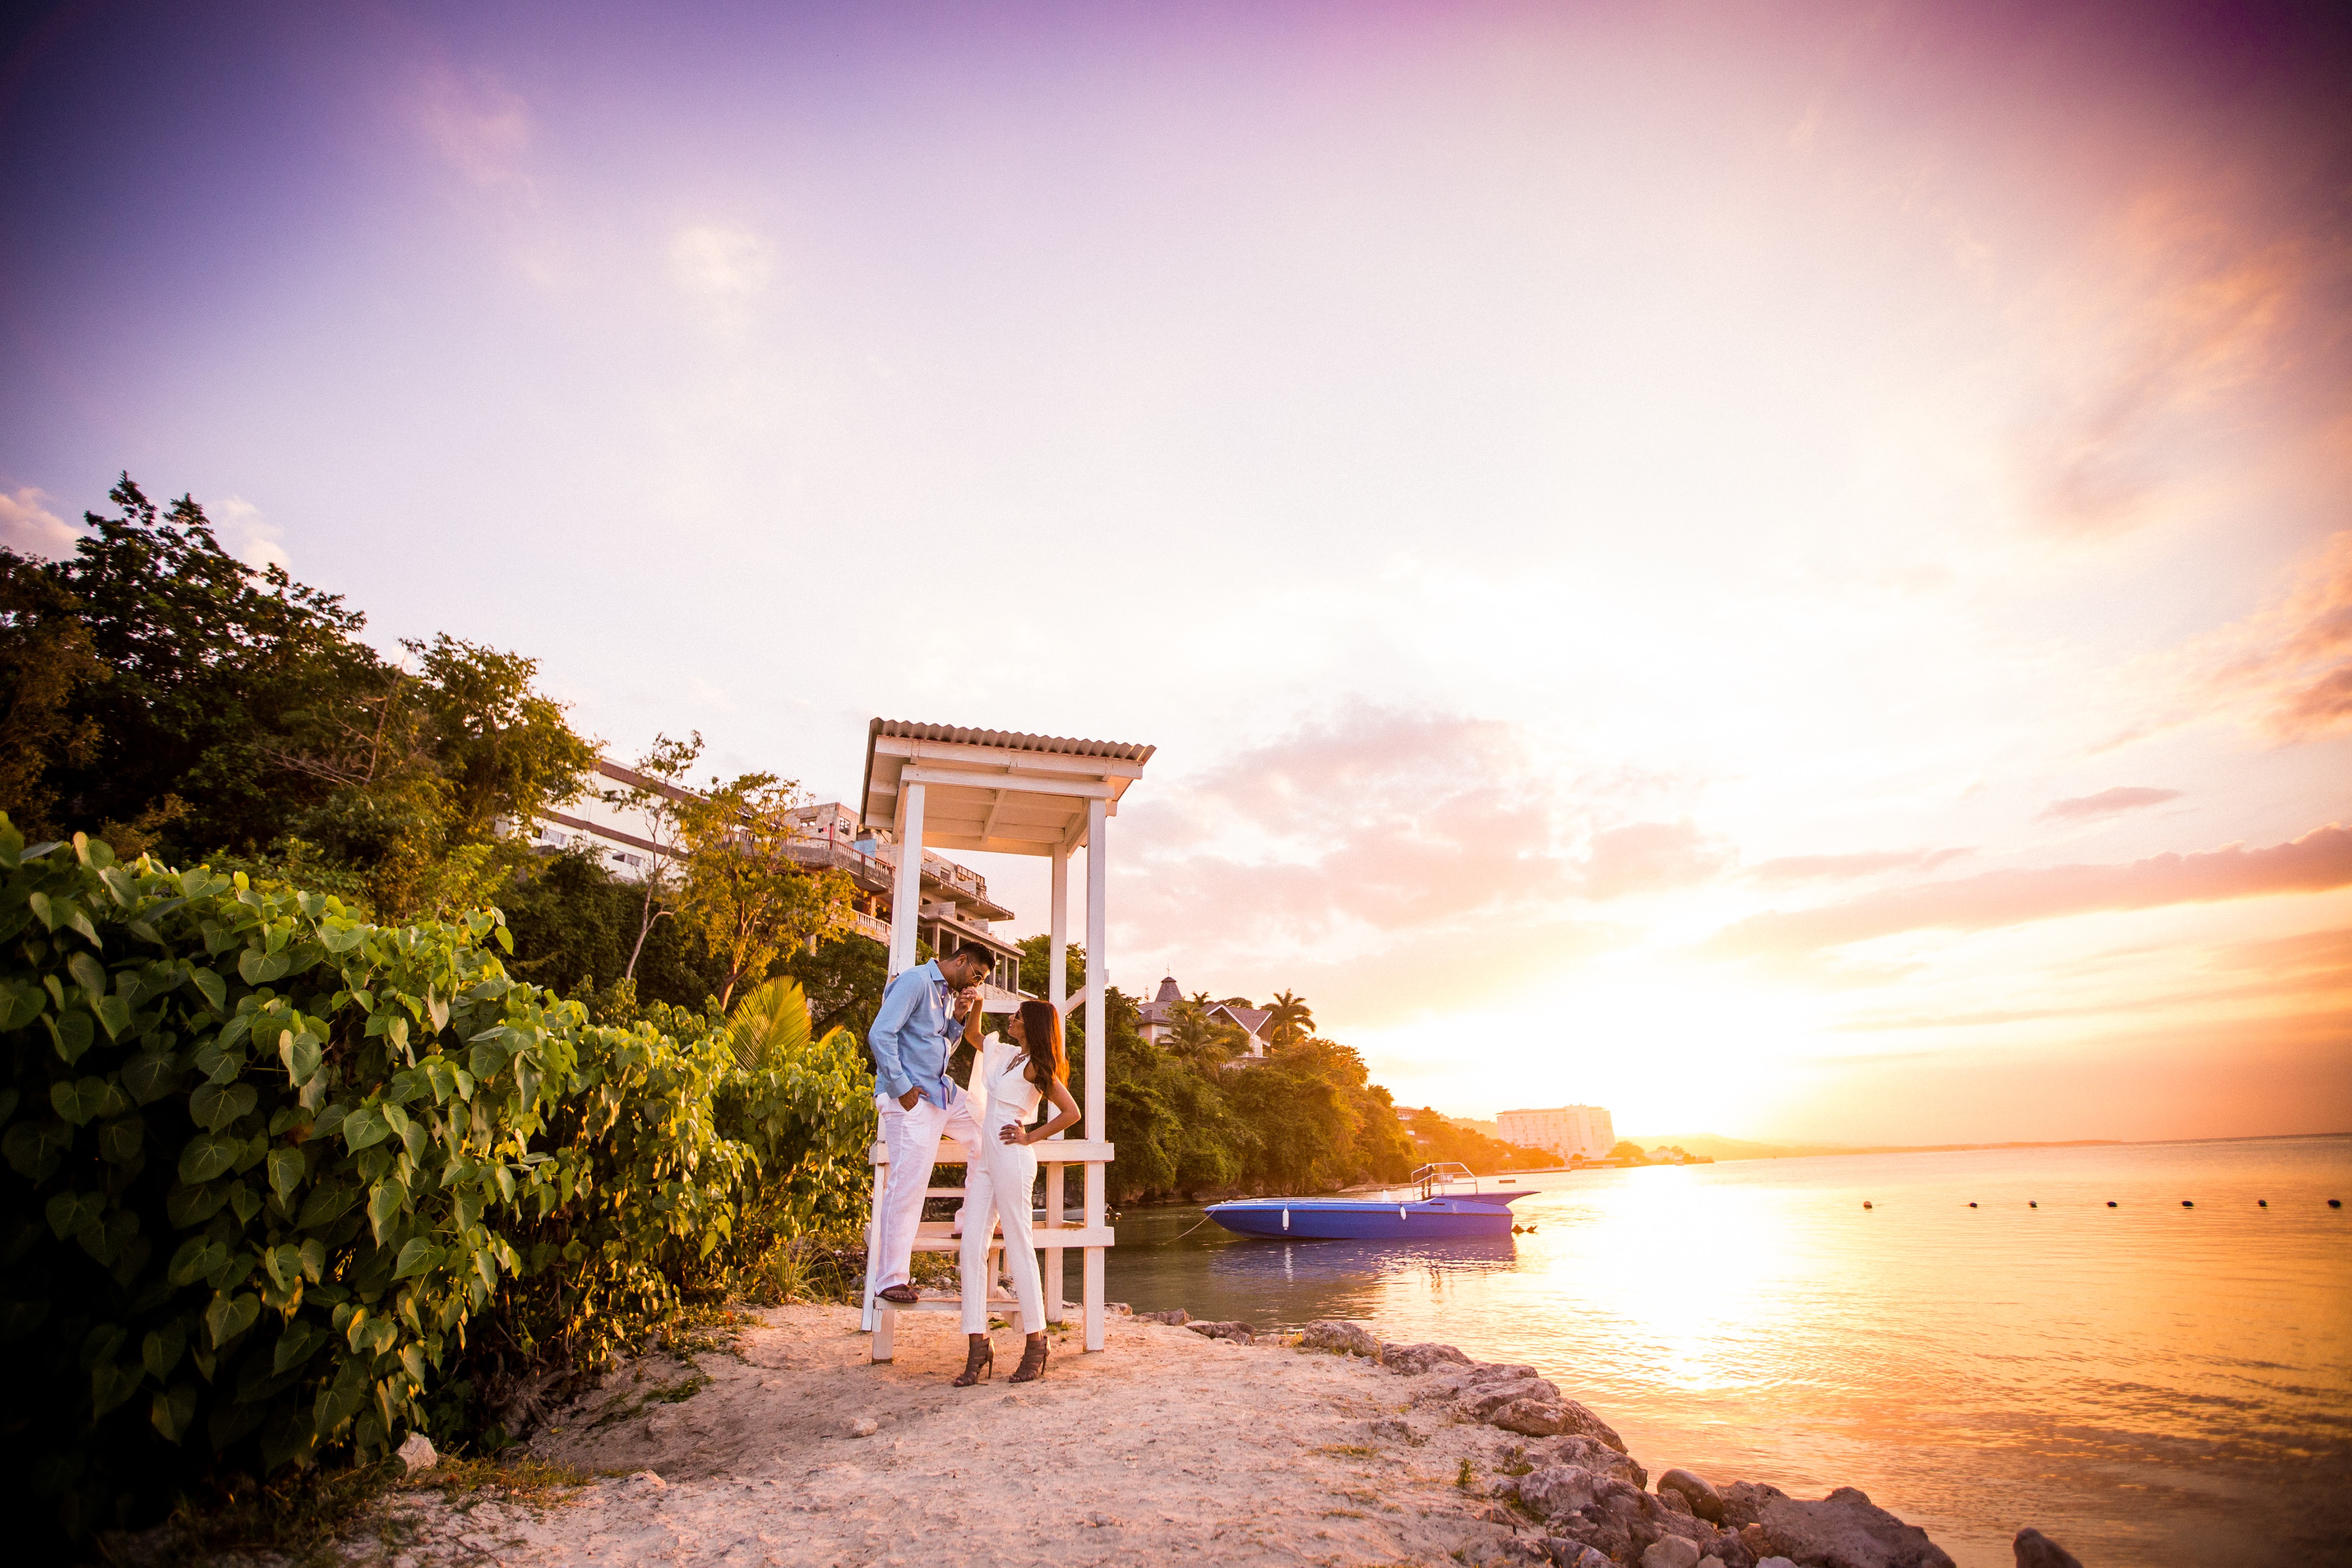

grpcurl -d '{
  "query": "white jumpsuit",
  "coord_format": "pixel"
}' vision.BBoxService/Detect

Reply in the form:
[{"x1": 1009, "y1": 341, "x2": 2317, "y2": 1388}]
[{"x1": 959, "y1": 1040, "x2": 1048, "y2": 1335}]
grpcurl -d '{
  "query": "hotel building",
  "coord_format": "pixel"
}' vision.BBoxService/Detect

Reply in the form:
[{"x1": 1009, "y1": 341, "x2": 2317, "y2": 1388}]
[{"x1": 1494, "y1": 1104, "x2": 1616, "y2": 1162}]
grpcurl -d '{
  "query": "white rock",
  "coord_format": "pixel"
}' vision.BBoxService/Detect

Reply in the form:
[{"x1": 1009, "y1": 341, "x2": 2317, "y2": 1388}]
[
  {"x1": 1642, "y1": 1538, "x2": 1701, "y2": 1568},
  {"x1": 397, "y1": 1433, "x2": 438, "y2": 1473},
  {"x1": 1758, "y1": 1558, "x2": 1799, "y2": 1568},
  {"x1": 626, "y1": 1469, "x2": 666, "y2": 1491},
  {"x1": 848, "y1": 1415, "x2": 879, "y2": 1438}
]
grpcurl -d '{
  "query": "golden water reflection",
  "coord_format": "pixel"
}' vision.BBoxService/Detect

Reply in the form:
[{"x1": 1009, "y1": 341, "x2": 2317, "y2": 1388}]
[{"x1": 1099, "y1": 1136, "x2": 2352, "y2": 1568}]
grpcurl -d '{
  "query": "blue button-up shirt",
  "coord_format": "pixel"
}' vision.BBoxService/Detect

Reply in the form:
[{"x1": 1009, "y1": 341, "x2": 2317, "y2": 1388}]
[{"x1": 867, "y1": 960, "x2": 963, "y2": 1106}]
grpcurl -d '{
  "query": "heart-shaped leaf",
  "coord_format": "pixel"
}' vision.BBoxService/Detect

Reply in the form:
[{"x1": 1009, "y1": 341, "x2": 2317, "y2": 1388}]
[
  {"x1": 366, "y1": 1181, "x2": 407, "y2": 1244},
  {"x1": 143, "y1": 1320, "x2": 186, "y2": 1380},
  {"x1": 50, "y1": 1076, "x2": 108, "y2": 1125},
  {"x1": 426, "y1": 995, "x2": 449, "y2": 1033},
  {"x1": 189, "y1": 966, "x2": 226, "y2": 1012},
  {"x1": 97, "y1": 1114, "x2": 144, "y2": 1165},
  {"x1": 469, "y1": 1040, "x2": 506, "y2": 1083},
  {"x1": 177, "y1": 1132, "x2": 239, "y2": 1185},
  {"x1": 298, "y1": 1237, "x2": 325, "y2": 1282},
  {"x1": 67, "y1": 951, "x2": 106, "y2": 1001},
  {"x1": 205, "y1": 1291, "x2": 260, "y2": 1349},
  {"x1": 272, "y1": 1317, "x2": 328, "y2": 1375},
  {"x1": 65, "y1": 905, "x2": 100, "y2": 946},
  {"x1": 190, "y1": 1081, "x2": 258, "y2": 1133},
  {"x1": 280, "y1": 1031, "x2": 323, "y2": 1086},
  {"x1": 151, "y1": 1382, "x2": 200, "y2": 1444},
  {"x1": 294, "y1": 1181, "x2": 359, "y2": 1230},
  {"x1": 49, "y1": 1009, "x2": 94, "y2": 1064},
  {"x1": 228, "y1": 1181, "x2": 262, "y2": 1225},
  {"x1": 4, "y1": 1118, "x2": 72, "y2": 1181},
  {"x1": 168, "y1": 1235, "x2": 230, "y2": 1288},
  {"x1": 391, "y1": 1238, "x2": 440, "y2": 1281},
  {"x1": 26, "y1": 890, "x2": 54, "y2": 930},
  {"x1": 90, "y1": 1359, "x2": 141, "y2": 1417},
  {"x1": 267, "y1": 1146, "x2": 305, "y2": 1203},
  {"x1": 45, "y1": 1189, "x2": 105, "y2": 1239},
  {"x1": 341, "y1": 1107, "x2": 389, "y2": 1152},
  {"x1": 237, "y1": 947, "x2": 290, "y2": 986},
  {"x1": 94, "y1": 993, "x2": 132, "y2": 1040},
  {"x1": 121, "y1": 1049, "x2": 180, "y2": 1104}
]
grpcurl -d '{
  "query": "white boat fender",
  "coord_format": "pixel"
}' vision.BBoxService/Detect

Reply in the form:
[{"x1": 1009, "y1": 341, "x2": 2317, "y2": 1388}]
[
  {"x1": 1282, "y1": 1208, "x2": 1290, "y2": 1231},
  {"x1": 1398, "y1": 1206, "x2": 1407, "y2": 1220}
]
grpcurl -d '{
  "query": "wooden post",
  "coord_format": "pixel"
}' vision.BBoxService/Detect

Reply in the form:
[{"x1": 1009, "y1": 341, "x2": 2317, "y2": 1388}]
[
  {"x1": 863, "y1": 779, "x2": 925, "y2": 1332},
  {"x1": 1044, "y1": 839, "x2": 1068, "y2": 1325},
  {"x1": 1083, "y1": 796, "x2": 1107, "y2": 1352},
  {"x1": 888, "y1": 782, "x2": 925, "y2": 978}
]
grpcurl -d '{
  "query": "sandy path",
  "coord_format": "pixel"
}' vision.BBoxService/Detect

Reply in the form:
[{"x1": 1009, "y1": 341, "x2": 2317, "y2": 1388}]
[{"x1": 363, "y1": 1306, "x2": 1547, "y2": 1568}]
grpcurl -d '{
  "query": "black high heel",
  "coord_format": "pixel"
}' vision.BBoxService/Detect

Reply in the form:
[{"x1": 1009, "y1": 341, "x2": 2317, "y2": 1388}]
[
  {"x1": 1008, "y1": 1333, "x2": 1048, "y2": 1383},
  {"x1": 952, "y1": 1334, "x2": 993, "y2": 1387}
]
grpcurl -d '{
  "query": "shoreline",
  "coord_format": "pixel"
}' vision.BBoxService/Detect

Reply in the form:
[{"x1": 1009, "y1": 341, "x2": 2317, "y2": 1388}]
[{"x1": 266, "y1": 1304, "x2": 2015, "y2": 1568}]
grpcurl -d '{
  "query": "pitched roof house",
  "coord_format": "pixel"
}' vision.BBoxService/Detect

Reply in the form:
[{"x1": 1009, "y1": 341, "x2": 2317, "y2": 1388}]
[{"x1": 1136, "y1": 975, "x2": 1273, "y2": 1062}]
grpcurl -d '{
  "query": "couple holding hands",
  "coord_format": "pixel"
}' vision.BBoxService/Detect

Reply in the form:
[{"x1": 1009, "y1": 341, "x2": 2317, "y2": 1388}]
[{"x1": 866, "y1": 945, "x2": 1081, "y2": 1386}]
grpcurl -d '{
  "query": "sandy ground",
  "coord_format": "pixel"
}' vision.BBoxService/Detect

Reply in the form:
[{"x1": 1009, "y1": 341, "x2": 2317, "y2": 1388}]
[{"x1": 352, "y1": 1306, "x2": 1553, "y2": 1568}]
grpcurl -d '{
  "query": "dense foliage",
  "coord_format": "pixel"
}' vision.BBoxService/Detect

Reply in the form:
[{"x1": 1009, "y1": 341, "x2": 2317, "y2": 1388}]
[{"x1": 0, "y1": 821, "x2": 870, "y2": 1546}]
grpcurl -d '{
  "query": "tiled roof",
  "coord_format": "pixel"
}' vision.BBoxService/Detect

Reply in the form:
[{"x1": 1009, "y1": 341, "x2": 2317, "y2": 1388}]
[{"x1": 869, "y1": 718, "x2": 1155, "y2": 764}]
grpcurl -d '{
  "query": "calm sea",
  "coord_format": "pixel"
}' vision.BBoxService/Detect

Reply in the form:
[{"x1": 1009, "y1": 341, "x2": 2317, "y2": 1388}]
[{"x1": 1084, "y1": 1135, "x2": 2352, "y2": 1568}]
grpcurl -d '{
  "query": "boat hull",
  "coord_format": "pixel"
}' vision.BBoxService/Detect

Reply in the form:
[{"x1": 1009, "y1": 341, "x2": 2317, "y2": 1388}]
[{"x1": 1206, "y1": 1192, "x2": 1531, "y2": 1240}]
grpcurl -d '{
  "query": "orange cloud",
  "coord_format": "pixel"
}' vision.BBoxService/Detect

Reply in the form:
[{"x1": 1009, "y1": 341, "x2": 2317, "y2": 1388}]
[
  {"x1": 2039, "y1": 785, "x2": 2182, "y2": 821},
  {"x1": 1709, "y1": 823, "x2": 2352, "y2": 956},
  {"x1": 1746, "y1": 848, "x2": 1971, "y2": 888}
]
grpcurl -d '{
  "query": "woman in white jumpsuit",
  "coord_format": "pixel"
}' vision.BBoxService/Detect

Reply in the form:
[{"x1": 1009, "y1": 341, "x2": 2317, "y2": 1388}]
[{"x1": 953, "y1": 999, "x2": 1080, "y2": 1385}]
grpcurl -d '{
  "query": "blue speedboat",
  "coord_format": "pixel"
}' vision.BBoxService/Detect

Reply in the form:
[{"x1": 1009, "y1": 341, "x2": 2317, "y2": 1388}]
[{"x1": 1206, "y1": 1163, "x2": 1537, "y2": 1240}]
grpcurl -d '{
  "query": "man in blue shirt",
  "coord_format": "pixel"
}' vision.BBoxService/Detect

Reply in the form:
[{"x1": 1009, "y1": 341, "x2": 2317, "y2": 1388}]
[{"x1": 868, "y1": 944, "x2": 993, "y2": 1307}]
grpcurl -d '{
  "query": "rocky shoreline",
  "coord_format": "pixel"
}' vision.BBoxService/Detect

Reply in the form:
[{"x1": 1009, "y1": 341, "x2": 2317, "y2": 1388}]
[{"x1": 1162, "y1": 1310, "x2": 2079, "y2": 1568}]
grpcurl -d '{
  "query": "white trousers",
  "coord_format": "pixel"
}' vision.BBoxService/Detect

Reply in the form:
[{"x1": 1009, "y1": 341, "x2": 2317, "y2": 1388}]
[
  {"x1": 872, "y1": 1088, "x2": 982, "y2": 1293},
  {"x1": 960, "y1": 1132, "x2": 1044, "y2": 1334}
]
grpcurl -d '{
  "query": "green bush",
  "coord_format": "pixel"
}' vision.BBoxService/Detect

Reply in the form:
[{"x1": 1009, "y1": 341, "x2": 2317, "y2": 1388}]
[{"x1": 0, "y1": 819, "x2": 873, "y2": 1544}]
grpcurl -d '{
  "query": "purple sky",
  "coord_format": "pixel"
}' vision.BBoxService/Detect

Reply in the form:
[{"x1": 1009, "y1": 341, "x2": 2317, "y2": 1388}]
[{"x1": 5, "y1": 1, "x2": 2349, "y2": 1140}]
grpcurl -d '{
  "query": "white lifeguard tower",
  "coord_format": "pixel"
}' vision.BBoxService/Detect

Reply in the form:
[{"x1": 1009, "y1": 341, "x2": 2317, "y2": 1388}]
[{"x1": 855, "y1": 718, "x2": 1153, "y2": 1358}]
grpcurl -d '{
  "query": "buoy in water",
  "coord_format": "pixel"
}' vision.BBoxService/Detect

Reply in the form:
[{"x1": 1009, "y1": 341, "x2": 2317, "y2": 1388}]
[
  {"x1": 2182, "y1": 1200, "x2": 2194, "y2": 1208},
  {"x1": 2107, "y1": 1201, "x2": 2118, "y2": 1207},
  {"x1": 1967, "y1": 1201, "x2": 1978, "y2": 1208},
  {"x1": 2258, "y1": 1199, "x2": 2268, "y2": 1207},
  {"x1": 2331, "y1": 1199, "x2": 2342, "y2": 1209},
  {"x1": 2029, "y1": 1201, "x2": 2038, "y2": 1208},
  {"x1": 1862, "y1": 1201, "x2": 1873, "y2": 1209}
]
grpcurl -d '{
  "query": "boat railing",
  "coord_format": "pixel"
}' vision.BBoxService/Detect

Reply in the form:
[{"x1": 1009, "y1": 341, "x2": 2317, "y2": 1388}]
[{"x1": 1410, "y1": 1161, "x2": 1480, "y2": 1200}]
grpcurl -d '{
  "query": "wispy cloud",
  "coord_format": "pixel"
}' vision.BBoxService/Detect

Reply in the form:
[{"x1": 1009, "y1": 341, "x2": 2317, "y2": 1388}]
[
  {"x1": 1747, "y1": 848, "x2": 1971, "y2": 888},
  {"x1": 669, "y1": 226, "x2": 775, "y2": 301},
  {"x1": 1709, "y1": 824, "x2": 2352, "y2": 957},
  {"x1": 416, "y1": 68, "x2": 534, "y2": 196},
  {"x1": 0, "y1": 486, "x2": 80, "y2": 558},
  {"x1": 2040, "y1": 785, "x2": 2182, "y2": 822},
  {"x1": 209, "y1": 496, "x2": 291, "y2": 576}
]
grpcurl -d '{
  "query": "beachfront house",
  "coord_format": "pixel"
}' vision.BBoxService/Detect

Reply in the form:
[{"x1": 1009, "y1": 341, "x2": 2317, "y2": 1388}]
[{"x1": 1136, "y1": 975, "x2": 1274, "y2": 1062}]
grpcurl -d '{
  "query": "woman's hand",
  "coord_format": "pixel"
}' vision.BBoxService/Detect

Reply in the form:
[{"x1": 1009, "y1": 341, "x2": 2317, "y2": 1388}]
[{"x1": 998, "y1": 1124, "x2": 1027, "y2": 1146}]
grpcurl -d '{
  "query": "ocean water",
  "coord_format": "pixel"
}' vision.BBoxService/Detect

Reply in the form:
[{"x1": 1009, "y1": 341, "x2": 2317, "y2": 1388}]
[{"x1": 1086, "y1": 1135, "x2": 2352, "y2": 1568}]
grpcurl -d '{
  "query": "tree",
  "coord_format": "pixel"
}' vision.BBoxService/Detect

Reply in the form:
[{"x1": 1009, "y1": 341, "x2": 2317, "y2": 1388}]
[
  {"x1": 1164, "y1": 998, "x2": 1249, "y2": 1070},
  {"x1": 676, "y1": 772, "x2": 858, "y2": 1008},
  {"x1": 1265, "y1": 989, "x2": 1314, "y2": 1047},
  {"x1": 611, "y1": 731, "x2": 702, "y2": 981},
  {"x1": 36, "y1": 475, "x2": 380, "y2": 859},
  {"x1": 0, "y1": 549, "x2": 102, "y2": 837}
]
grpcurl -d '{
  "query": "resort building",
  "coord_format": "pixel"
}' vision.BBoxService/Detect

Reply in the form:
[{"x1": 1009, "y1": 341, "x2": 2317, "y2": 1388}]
[
  {"x1": 1136, "y1": 976, "x2": 1273, "y2": 1062},
  {"x1": 530, "y1": 757, "x2": 1029, "y2": 995},
  {"x1": 1494, "y1": 1104, "x2": 1616, "y2": 1162}
]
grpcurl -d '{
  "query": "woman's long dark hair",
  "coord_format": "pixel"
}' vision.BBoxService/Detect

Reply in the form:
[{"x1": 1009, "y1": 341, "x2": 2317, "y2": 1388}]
[{"x1": 1016, "y1": 1000, "x2": 1067, "y2": 1086}]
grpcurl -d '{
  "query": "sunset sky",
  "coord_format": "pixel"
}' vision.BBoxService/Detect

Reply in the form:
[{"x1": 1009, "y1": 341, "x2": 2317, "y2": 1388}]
[{"x1": 4, "y1": 1, "x2": 2346, "y2": 1144}]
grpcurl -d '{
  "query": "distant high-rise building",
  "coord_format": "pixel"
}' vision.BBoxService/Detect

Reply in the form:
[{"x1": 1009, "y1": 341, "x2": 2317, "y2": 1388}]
[{"x1": 1494, "y1": 1105, "x2": 1615, "y2": 1161}]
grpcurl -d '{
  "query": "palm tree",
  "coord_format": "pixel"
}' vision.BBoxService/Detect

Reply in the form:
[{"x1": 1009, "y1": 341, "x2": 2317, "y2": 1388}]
[{"x1": 1266, "y1": 989, "x2": 1313, "y2": 1048}]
